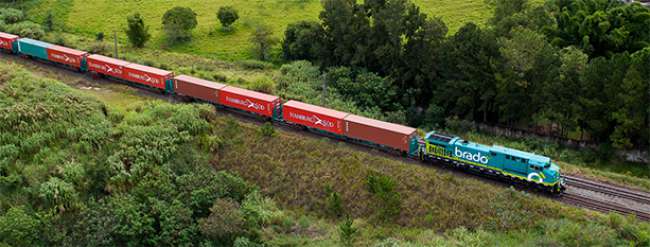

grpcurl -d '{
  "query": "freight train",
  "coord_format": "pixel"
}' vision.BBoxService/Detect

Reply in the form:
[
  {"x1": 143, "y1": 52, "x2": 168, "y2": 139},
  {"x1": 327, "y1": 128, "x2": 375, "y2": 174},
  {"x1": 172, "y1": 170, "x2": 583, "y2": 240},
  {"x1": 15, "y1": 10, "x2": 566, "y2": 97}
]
[{"x1": 0, "y1": 32, "x2": 566, "y2": 194}]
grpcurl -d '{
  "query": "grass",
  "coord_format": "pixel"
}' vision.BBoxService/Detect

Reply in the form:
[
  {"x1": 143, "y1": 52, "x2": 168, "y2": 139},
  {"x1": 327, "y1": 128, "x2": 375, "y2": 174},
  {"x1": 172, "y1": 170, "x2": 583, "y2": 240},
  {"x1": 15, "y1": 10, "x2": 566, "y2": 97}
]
[{"x1": 25, "y1": 0, "x2": 502, "y2": 61}]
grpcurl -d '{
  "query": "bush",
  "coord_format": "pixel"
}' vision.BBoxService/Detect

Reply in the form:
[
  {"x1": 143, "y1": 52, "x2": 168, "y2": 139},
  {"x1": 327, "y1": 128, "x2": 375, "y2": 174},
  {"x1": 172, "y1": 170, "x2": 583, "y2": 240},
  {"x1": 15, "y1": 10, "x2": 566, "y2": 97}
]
[
  {"x1": 213, "y1": 73, "x2": 228, "y2": 82},
  {"x1": 198, "y1": 198, "x2": 247, "y2": 245},
  {"x1": 258, "y1": 122, "x2": 276, "y2": 138},
  {"x1": 238, "y1": 59, "x2": 272, "y2": 70},
  {"x1": 326, "y1": 189, "x2": 344, "y2": 218},
  {"x1": 338, "y1": 217, "x2": 358, "y2": 247},
  {"x1": 96, "y1": 32, "x2": 104, "y2": 41},
  {"x1": 0, "y1": 8, "x2": 24, "y2": 24},
  {"x1": 162, "y1": 6, "x2": 198, "y2": 43},
  {"x1": 366, "y1": 172, "x2": 401, "y2": 221},
  {"x1": 53, "y1": 33, "x2": 67, "y2": 46},
  {"x1": 87, "y1": 41, "x2": 110, "y2": 55},
  {"x1": 125, "y1": 13, "x2": 150, "y2": 48},
  {"x1": 283, "y1": 21, "x2": 325, "y2": 61},
  {"x1": 43, "y1": 11, "x2": 54, "y2": 31},
  {"x1": 217, "y1": 6, "x2": 239, "y2": 30},
  {"x1": 248, "y1": 76, "x2": 275, "y2": 94},
  {"x1": 0, "y1": 207, "x2": 41, "y2": 246},
  {"x1": 250, "y1": 24, "x2": 278, "y2": 61},
  {"x1": 6, "y1": 21, "x2": 45, "y2": 39}
]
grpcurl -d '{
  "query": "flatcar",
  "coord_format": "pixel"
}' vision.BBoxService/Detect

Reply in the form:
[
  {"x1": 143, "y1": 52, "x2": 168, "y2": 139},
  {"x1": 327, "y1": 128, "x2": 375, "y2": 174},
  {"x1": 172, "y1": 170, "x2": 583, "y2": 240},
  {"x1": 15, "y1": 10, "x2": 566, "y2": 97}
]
[{"x1": 0, "y1": 31, "x2": 565, "y2": 194}]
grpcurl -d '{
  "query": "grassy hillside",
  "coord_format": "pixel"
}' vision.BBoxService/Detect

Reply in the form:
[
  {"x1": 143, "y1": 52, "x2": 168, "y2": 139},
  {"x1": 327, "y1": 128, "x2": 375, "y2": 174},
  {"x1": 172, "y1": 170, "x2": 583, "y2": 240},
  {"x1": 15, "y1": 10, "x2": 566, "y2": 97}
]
[
  {"x1": 2, "y1": 55, "x2": 650, "y2": 246},
  {"x1": 25, "y1": 0, "x2": 499, "y2": 60}
]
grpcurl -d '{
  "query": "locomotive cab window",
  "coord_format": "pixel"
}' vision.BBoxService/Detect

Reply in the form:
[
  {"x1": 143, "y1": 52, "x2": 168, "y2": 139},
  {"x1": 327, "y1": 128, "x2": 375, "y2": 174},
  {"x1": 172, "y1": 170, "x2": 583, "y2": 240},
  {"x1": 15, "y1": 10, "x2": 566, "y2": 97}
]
[{"x1": 490, "y1": 152, "x2": 497, "y2": 156}]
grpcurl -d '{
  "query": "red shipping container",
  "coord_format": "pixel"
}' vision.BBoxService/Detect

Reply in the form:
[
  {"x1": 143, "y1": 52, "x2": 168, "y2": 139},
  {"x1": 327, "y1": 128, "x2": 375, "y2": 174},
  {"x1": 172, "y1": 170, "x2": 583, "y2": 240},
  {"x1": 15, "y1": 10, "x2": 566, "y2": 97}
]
[
  {"x1": 174, "y1": 75, "x2": 226, "y2": 103},
  {"x1": 218, "y1": 86, "x2": 280, "y2": 117},
  {"x1": 0, "y1": 32, "x2": 18, "y2": 51},
  {"x1": 47, "y1": 45, "x2": 87, "y2": 68},
  {"x1": 344, "y1": 114, "x2": 417, "y2": 152},
  {"x1": 123, "y1": 63, "x2": 173, "y2": 90},
  {"x1": 282, "y1": 100, "x2": 349, "y2": 135},
  {"x1": 87, "y1": 54, "x2": 130, "y2": 78}
]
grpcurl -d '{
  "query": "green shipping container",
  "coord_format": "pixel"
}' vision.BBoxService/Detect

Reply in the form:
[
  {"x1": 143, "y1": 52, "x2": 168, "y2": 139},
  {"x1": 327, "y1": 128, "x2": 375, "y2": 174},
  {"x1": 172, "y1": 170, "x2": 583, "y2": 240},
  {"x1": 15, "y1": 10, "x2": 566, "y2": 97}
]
[{"x1": 17, "y1": 38, "x2": 52, "y2": 60}]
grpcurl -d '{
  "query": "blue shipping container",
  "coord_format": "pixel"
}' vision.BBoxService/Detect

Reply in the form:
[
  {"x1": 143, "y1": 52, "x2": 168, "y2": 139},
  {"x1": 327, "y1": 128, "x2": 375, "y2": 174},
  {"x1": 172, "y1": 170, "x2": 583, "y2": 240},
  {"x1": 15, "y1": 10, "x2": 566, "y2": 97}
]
[{"x1": 17, "y1": 38, "x2": 52, "y2": 60}]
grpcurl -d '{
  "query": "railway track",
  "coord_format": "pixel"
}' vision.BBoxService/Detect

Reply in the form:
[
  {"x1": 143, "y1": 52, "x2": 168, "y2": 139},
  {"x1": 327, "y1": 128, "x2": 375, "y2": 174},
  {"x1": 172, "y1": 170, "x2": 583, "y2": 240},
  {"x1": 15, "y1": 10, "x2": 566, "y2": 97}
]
[{"x1": 561, "y1": 175, "x2": 650, "y2": 221}]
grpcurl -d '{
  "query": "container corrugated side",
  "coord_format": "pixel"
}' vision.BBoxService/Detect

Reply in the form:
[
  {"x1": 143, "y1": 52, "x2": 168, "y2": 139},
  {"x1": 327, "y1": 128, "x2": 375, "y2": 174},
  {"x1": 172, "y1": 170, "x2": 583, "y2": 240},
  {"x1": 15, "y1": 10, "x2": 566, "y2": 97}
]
[
  {"x1": 344, "y1": 114, "x2": 417, "y2": 152},
  {"x1": 87, "y1": 54, "x2": 130, "y2": 78},
  {"x1": 17, "y1": 38, "x2": 51, "y2": 60},
  {"x1": 282, "y1": 100, "x2": 348, "y2": 135},
  {"x1": 0, "y1": 32, "x2": 18, "y2": 51},
  {"x1": 174, "y1": 75, "x2": 226, "y2": 103},
  {"x1": 218, "y1": 86, "x2": 280, "y2": 117},
  {"x1": 123, "y1": 63, "x2": 173, "y2": 90},
  {"x1": 46, "y1": 45, "x2": 87, "y2": 68}
]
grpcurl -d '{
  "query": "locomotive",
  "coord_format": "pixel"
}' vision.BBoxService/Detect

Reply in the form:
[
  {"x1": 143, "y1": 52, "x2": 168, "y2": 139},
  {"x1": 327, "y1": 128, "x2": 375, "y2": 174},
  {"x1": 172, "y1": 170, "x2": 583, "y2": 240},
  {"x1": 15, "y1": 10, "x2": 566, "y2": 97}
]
[{"x1": 0, "y1": 32, "x2": 565, "y2": 194}]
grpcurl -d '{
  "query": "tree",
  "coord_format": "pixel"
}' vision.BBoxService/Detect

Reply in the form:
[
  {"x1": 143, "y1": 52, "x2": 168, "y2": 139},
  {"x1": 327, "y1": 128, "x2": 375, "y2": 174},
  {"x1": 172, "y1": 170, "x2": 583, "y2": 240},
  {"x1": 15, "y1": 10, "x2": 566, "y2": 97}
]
[
  {"x1": 282, "y1": 21, "x2": 325, "y2": 61},
  {"x1": 319, "y1": 0, "x2": 370, "y2": 67},
  {"x1": 217, "y1": 6, "x2": 239, "y2": 30},
  {"x1": 541, "y1": 47, "x2": 588, "y2": 137},
  {"x1": 496, "y1": 27, "x2": 559, "y2": 125},
  {"x1": 435, "y1": 22, "x2": 499, "y2": 123},
  {"x1": 125, "y1": 13, "x2": 150, "y2": 48},
  {"x1": 162, "y1": 6, "x2": 198, "y2": 43},
  {"x1": 249, "y1": 24, "x2": 278, "y2": 61},
  {"x1": 544, "y1": 0, "x2": 650, "y2": 56}
]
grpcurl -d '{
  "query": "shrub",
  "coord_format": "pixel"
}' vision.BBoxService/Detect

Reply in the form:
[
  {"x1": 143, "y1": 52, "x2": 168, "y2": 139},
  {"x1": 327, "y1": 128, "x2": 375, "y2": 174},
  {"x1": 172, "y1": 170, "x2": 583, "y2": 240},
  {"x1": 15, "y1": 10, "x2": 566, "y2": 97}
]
[
  {"x1": 366, "y1": 172, "x2": 401, "y2": 221},
  {"x1": 198, "y1": 198, "x2": 246, "y2": 245},
  {"x1": 87, "y1": 41, "x2": 109, "y2": 55},
  {"x1": 0, "y1": 207, "x2": 41, "y2": 246},
  {"x1": 39, "y1": 177, "x2": 79, "y2": 212},
  {"x1": 213, "y1": 73, "x2": 228, "y2": 82},
  {"x1": 338, "y1": 217, "x2": 358, "y2": 247},
  {"x1": 248, "y1": 76, "x2": 275, "y2": 94},
  {"x1": 282, "y1": 21, "x2": 325, "y2": 61},
  {"x1": 241, "y1": 190, "x2": 282, "y2": 227},
  {"x1": 325, "y1": 186, "x2": 344, "y2": 218},
  {"x1": 43, "y1": 11, "x2": 54, "y2": 31},
  {"x1": 250, "y1": 24, "x2": 278, "y2": 61},
  {"x1": 238, "y1": 59, "x2": 272, "y2": 70},
  {"x1": 0, "y1": 8, "x2": 24, "y2": 24},
  {"x1": 162, "y1": 6, "x2": 198, "y2": 43},
  {"x1": 6, "y1": 21, "x2": 44, "y2": 39},
  {"x1": 53, "y1": 33, "x2": 67, "y2": 46},
  {"x1": 217, "y1": 6, "x2": 239, "y2": 30},
  {"x1": 96, "y1": 32, "x2": 104, "y2": 41},
  {"x1": 125, "y1": 13, "x2": 150, "y2": 48},
  {"x1": 258, "y1": 122, "x2": 276, "y2": 138}
]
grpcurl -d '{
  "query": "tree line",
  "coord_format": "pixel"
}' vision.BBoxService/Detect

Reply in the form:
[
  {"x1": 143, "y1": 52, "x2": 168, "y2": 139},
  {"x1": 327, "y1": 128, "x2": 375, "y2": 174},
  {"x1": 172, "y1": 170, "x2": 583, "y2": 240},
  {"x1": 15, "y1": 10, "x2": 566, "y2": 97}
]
[{"x1": 281, "y1": 0, "x2": 650, "y2": 151}]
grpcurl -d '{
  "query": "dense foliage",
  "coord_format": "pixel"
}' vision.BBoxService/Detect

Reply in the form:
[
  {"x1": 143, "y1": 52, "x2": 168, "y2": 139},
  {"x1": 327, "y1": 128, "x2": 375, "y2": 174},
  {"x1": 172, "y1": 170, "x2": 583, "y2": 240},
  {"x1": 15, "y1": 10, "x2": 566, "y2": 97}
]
[
  {"x1": 217, "y1": 6, "x2": 239, "y2": 30},
  {"x1": 125, "y1": 13, "x2": 150, "y2": 48},
  {"x1": 0, "y1": 65, "x2": 280, "y2": 246},
  {"x1": 162, "y1": 6, "x2": 197, "y2": 43},
  {"x1": 0, "y1": 8, "x2": 44, "y2": 39},
  {"x1": 282, "y1": 0, "x2": 650, "y2": 151}
]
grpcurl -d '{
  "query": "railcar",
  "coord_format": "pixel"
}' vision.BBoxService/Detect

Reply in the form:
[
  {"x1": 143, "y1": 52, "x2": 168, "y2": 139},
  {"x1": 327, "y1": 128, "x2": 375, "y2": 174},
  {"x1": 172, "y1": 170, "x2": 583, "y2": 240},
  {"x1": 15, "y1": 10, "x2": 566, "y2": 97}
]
[
  {"x1": 0, "y1": 32, "x2": 19, "y2": 53},
  {"x1": 0, "y1": 31, "x2": 565, "y2": 194},
  {"x1": 420, "y1": 131, "x2": 564, "y2": 193}
]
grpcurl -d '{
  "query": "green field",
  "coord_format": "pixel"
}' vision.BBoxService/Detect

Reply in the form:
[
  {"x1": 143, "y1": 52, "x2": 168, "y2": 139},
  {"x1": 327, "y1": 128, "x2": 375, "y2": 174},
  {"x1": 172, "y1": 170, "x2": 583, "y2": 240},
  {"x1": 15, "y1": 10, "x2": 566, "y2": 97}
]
[{"x1": 27, "y1": 0, "x2": 496, "y2": 61}]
